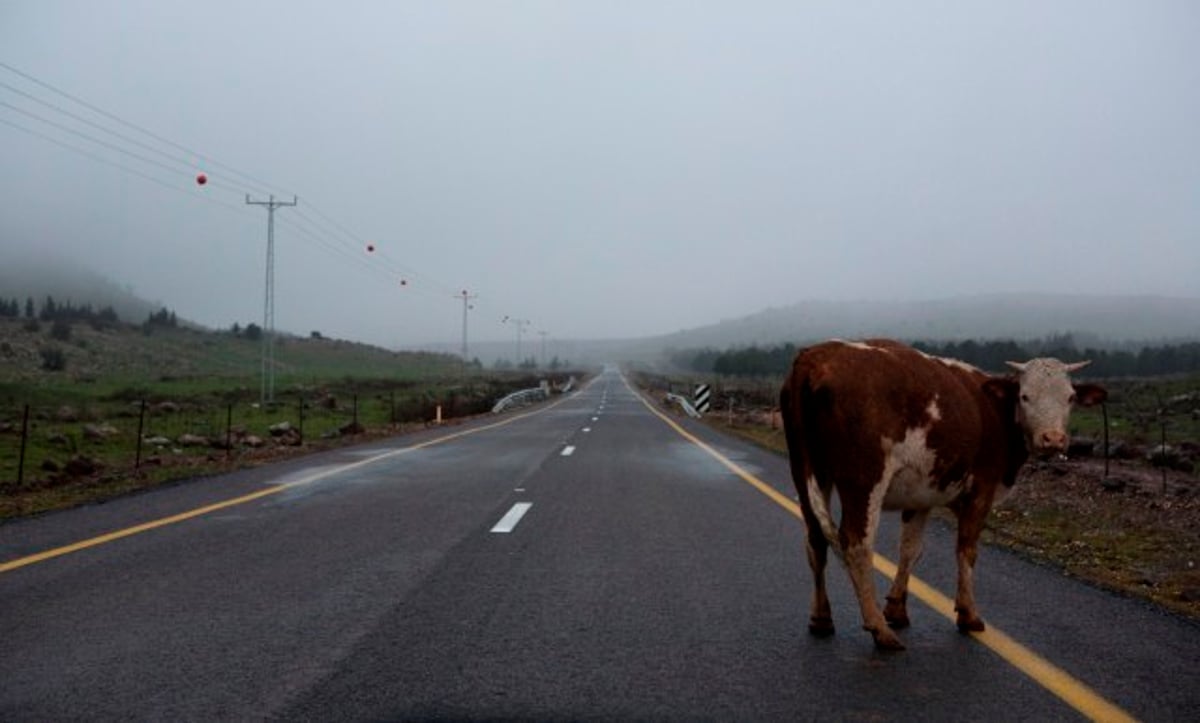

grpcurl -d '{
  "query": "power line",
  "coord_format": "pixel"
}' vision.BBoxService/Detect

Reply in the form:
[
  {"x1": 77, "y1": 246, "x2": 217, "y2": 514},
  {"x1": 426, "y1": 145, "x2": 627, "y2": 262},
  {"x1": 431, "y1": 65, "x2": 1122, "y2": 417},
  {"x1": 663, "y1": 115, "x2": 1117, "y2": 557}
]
[
  {"x1": 0, "y1": 61, "x2": 292, "y2": 199},
  {"x1": 0, "y1": 100, "x2": 212, "y2": 182},
  {"x1": 1, "y1": 61, "x2": 476, "y2": 344},
  {"x1": 0, "y1": 79, "x2": 267, "y2": 197},
  {"x1": 0, "y1": 115, "x2": 247, "y2": 216}
]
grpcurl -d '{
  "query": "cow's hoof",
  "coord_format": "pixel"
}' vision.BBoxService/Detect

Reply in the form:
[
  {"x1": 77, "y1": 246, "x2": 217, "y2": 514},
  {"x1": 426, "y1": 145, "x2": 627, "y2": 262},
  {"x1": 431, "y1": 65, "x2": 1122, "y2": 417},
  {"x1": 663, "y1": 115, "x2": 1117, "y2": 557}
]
[
  {"x1": 869, "y1": 626, "x2": 906, "y2": 651},
  {"x1": 883, "y1": 593, "x2": 907, "y2": 629},
  {"x1": 883, "y1": 598, "x2": 910, "y2": 629},
  {"x1": 955, "y1": 613, "x2": 986, "y2": 633},
  {"x1": 809, "y1": 616, "x2": 836, "y2": 637},
  {"x1": 885, "y1": 613, "x2": 910, "y2": 630}
]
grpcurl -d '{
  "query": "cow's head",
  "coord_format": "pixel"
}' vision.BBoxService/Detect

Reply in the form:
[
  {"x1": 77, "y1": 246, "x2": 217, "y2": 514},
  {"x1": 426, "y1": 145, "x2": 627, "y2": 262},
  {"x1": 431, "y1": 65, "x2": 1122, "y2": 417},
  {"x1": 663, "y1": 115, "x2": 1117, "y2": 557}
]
[{"x1": 985, "y1": 359, "x2": 1107, "y2": 457}]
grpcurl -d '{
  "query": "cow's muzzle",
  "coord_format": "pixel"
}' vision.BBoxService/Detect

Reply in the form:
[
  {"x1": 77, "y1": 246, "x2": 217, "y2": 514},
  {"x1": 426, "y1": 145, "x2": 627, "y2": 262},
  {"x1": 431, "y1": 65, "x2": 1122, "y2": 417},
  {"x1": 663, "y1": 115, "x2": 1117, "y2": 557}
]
[{"x1": 1031, "y1": 429, "x2": 1069, "y2": 458}]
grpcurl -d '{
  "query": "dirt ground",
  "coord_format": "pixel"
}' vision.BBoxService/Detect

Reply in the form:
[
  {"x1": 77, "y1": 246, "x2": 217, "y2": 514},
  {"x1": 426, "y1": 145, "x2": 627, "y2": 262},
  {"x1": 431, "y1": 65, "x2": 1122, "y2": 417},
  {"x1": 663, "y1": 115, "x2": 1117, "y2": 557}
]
[{"x1": 984, "y1": 457, "x2": 1200, "y2": 619}]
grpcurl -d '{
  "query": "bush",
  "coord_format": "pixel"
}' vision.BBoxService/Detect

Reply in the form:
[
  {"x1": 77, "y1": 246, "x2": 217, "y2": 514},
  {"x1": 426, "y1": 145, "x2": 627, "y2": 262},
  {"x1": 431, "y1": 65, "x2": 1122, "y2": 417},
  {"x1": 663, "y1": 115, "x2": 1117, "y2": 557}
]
[
  {"x1": 39, "y1": 346, "x2": 67, "y2": 371},
  {"x1": 50, "y1": 319, "x2": 72, "y2": 341}
]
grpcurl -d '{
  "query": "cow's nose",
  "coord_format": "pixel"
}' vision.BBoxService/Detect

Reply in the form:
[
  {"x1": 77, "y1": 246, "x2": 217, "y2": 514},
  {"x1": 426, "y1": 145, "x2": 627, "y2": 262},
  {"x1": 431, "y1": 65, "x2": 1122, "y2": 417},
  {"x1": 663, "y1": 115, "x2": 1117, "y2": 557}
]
[{"x1": 1038, "y1": 430, "x2": 1068, "y2": 451}]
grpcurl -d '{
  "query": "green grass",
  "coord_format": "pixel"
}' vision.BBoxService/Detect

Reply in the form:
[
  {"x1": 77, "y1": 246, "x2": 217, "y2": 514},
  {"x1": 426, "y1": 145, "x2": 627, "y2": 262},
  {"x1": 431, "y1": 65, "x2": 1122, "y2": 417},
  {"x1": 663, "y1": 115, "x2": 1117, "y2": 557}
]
[{"x1": 1, "y1": 318, "x2": 570, "y2": 516}]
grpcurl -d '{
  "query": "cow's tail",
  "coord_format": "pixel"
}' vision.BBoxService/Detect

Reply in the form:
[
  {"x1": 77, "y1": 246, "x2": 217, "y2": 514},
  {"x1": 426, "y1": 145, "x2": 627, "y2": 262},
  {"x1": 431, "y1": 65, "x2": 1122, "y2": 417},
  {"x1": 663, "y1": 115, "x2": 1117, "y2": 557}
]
[{"x1": 780, "y1": 373, "x2": 841, "y2": 554}]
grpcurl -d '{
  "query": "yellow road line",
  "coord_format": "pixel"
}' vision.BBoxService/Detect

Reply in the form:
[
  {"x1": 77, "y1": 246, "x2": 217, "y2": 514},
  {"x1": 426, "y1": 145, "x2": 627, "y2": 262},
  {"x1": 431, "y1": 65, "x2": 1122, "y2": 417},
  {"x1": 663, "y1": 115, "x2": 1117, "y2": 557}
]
[
  {"x1": 0, "y1": 396, "x2": 570, "y2": 575},
  {"x1": 0, "y1": 486, "x2": 285, "y2": 574},
  {"x1": 631, "y1": 380, "x2": 1137, "y2": 723}
]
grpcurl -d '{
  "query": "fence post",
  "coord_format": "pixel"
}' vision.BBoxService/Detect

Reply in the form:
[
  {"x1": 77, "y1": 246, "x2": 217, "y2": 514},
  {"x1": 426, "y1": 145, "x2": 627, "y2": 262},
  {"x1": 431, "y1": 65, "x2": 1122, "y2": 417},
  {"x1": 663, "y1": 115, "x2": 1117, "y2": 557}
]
[
  {"x1": 16, "y1": 404, "x2": 30, "y2": 487},
  {"x1": 225, "y1": 403, "x2": 233, "y2": 459},
  {"x1": 390, "y1": 391, "x2": 396, "y2": 426},
  {"x1": 1102, "y1": 402, "x2": 1110, "y2": 478},
  {"x1": 1160, "y1": 415, "x2": 1168, "y2": 494},
  {"x1": 353, "y1": 394, "x2": 359, "y2": 432},
  {"x1": 298, "y1": 395, "x2": 305, "y2": 445},
  {"x1": 135, "y1": 400, "x2": 146, "y2": 469}
]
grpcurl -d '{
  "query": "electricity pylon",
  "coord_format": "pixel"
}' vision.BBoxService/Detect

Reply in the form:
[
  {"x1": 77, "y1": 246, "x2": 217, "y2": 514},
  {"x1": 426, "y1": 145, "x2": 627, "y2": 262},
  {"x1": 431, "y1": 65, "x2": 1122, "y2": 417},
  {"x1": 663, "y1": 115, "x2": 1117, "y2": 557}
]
[{"x1": 246, "y1": 194, "x2": 297, "y2": 406}]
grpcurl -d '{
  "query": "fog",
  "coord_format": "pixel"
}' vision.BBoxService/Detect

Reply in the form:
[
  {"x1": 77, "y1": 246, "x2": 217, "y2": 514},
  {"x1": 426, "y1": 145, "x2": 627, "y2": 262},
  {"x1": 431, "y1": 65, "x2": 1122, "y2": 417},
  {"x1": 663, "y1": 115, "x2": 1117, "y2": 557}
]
[{"x1": 2, "y1": 1, "x2": 1198, "y2": 351}]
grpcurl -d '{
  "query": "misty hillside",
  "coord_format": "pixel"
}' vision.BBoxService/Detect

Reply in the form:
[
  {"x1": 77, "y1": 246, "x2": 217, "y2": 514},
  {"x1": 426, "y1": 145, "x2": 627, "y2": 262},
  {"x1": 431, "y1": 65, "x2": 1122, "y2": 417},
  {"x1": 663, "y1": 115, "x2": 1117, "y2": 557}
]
[
  {"x1": 6, "y1": 254, "x2": 1199, "y2": 369},
  {"x1": 644, "y1": 294, "x2": 1200, "y2": 353},
  {"x1": 0, "y1": 253, "x2": 165, "y2": 325},
  {"x1": 0, "y1": 316, "x2": 463, "y2": 386}
]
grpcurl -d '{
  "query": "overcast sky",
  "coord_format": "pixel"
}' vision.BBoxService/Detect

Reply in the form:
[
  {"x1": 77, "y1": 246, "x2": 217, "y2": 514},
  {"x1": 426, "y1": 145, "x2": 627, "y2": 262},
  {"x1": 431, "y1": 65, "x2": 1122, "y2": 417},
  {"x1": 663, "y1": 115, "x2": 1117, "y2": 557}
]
[{"x1": 2, "y1": 1, "x2": 1197, "y2": 350}]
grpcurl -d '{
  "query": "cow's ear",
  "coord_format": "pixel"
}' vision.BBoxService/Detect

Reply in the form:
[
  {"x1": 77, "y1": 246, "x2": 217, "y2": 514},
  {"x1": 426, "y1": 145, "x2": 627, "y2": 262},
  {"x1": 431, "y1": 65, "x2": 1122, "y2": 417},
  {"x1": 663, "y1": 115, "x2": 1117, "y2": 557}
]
[
  {"x1": 1073, "y1": 383, "x2": 1107, "y2": 407},
  {"x1": 983, "y1": 378, "x2": 1017, "y2": 402}
]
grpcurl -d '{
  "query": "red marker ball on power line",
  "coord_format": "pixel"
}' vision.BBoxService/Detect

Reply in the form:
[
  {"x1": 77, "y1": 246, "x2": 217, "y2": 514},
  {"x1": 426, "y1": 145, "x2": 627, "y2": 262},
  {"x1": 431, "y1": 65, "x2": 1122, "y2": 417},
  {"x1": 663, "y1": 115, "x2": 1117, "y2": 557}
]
[{"x1": 196, "y1": 172, "x2": 208, "y2": 186}]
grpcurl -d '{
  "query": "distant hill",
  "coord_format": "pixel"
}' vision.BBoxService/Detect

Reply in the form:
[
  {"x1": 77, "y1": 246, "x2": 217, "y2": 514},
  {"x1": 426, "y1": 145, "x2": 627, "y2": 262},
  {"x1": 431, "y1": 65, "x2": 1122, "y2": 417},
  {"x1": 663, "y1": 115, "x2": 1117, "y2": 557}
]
[
  {"x1": 420, "y1": 294, "x2": 1200, "y2": 369},
  {"x1": 0, "y1": 253, "x2": 164, "y2": 325},
  {"x1": 645, "y1": 294, "x2": 1200, "y2": 351}
]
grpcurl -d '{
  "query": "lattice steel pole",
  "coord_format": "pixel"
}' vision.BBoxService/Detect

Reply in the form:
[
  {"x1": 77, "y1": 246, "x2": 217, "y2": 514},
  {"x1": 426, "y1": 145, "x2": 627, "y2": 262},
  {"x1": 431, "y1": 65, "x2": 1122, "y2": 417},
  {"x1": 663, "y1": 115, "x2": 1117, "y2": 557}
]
[{"x1": 246, "y1": 194, "x2": 297, "y2": 406}]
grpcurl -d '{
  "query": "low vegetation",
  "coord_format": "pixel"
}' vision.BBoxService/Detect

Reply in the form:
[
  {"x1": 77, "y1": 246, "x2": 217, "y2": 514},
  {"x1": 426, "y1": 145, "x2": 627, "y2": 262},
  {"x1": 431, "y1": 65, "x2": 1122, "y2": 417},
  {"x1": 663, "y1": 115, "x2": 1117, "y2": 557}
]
[{"x1": 0, "y1": 316, "x2": 578, "y2": 518}]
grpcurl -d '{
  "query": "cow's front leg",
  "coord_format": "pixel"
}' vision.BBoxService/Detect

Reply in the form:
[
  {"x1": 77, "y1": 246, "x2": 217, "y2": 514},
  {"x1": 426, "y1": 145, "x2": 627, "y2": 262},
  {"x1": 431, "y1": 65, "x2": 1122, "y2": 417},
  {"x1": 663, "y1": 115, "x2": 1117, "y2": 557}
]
[
  {"x1": 884, "y1": 508, "x2": 929, "y2": 629},
  {"x1": 954, "y1": 501, "x2": 989, "y2": 633}
]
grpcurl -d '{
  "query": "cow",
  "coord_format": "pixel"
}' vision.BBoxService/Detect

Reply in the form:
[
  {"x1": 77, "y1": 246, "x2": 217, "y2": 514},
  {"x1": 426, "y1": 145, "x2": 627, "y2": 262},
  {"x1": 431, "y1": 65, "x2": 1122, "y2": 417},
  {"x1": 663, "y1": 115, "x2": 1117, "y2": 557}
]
[{"x1": 779, "y1": 339, "x2": 1106, "y2": 650}]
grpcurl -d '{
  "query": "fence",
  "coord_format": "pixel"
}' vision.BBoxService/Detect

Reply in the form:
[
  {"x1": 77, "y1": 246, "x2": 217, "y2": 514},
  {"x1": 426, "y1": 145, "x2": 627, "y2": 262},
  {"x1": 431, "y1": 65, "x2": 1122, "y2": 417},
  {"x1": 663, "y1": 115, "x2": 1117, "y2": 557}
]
[{"x1": 1, "y1": 378, "x2": 546, "y2": 491}]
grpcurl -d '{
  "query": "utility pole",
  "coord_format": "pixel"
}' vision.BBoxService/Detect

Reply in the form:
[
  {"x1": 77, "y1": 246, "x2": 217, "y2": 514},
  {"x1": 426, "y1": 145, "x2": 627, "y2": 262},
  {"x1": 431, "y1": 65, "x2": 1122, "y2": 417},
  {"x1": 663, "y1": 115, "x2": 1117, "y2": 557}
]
[
  {"x1": 246, "y1": 194, "x2": 297, "y2": 407},
  {"x1": 538, "y1": 330, "x2": 548, "y2": 369},
  {"x1": 502, "y1": 316, "x2": 531, "y2": 366},
  {"x1": 457, "y1": 289, "x2": 478, "y2": 367}
]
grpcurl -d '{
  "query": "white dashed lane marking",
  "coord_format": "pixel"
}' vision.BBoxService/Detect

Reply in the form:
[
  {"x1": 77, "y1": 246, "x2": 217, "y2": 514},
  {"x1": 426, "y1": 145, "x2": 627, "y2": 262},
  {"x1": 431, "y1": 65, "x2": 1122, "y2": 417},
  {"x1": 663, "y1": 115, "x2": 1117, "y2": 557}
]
[
  {"x1": 490, "y1": 503, "x2": 533, "y2": 533},
  {"x1": 561, "y1": 446, "x2": 576, "y2": 456}
]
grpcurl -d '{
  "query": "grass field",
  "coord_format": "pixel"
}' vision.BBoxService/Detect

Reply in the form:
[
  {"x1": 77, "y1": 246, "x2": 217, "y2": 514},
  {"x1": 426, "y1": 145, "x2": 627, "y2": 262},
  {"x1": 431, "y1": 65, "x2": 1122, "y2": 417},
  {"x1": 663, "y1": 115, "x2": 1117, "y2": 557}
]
[{"x1": 0, "y1": 318, "x2": 575, "y2": 517}]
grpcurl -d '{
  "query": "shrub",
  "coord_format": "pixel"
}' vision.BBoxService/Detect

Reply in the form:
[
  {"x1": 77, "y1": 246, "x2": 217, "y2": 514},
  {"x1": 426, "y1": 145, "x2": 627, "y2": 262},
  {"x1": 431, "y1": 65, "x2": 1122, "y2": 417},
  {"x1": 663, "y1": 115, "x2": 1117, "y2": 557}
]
[
  {"x1": 50, "y1": 319, "x2": 72, "y2": 341},
  {"x1": 40, "y1": 346, "x2": 67, "y2": 371}
]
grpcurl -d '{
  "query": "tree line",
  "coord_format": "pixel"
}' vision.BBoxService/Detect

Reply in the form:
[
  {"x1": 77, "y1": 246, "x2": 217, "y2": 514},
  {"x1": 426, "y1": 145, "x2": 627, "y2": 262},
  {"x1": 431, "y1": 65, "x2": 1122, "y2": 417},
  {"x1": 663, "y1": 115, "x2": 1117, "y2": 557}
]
[
  {"x1": 1, "y1": 295, "x2": 120, "y2": 326},
  {"x1": 1, "y1": 294, "x2": 187, "y2": 337},
  {"x1": 672, "y1": 336, "x2": 1200, "y2": 378}
]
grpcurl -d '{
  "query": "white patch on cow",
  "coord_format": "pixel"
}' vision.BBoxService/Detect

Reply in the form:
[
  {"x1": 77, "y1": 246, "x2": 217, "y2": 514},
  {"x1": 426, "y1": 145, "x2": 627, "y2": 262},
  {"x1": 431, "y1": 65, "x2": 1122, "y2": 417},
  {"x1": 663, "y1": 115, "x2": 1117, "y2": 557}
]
[
  {"x1": 832, "y1": 339, "x2": 887, "y2": 353},
  {"x1": 865, "y1": 472, "x2": 890, "y2": 549},
  {"x1": 806, "y1": 473, "x2": 841, "y2": 551},
  {"x1": 937, "y1": 356, "x2": 981, "y2": 373},
  {"x1": 911, "y1": 347, "x2": 981, "y2": 373},
  {"x1": 879, "y1": 424, "x2": 963, "y2": 511},
  {"x1": 926, "y1": 398, "x2": 942, "y2": 422}
]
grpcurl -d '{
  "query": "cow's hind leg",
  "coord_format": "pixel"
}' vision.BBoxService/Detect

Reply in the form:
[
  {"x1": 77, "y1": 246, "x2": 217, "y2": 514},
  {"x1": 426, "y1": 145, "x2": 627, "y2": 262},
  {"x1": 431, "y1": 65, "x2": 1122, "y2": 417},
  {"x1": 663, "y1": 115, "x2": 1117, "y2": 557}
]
[
  {"x1": 840, "y1": 490, "x2": 904, "y2": 651},
  {"x1": 798, "y1": 478, "x2": 835, "y2": 636},
  {"x1": 802, "y1": 512, "x2": 834, "y2": 637},
  {"x1": 883, "y1": 509, "x2": 930, "y2": 629}
]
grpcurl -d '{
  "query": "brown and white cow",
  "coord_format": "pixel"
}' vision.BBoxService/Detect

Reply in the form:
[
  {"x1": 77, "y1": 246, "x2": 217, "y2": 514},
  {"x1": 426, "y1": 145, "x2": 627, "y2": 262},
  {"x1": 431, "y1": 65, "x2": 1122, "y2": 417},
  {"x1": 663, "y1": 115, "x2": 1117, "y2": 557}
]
[{"x1": 779, "y1": 339, "x2": 1106, "y2": 650}]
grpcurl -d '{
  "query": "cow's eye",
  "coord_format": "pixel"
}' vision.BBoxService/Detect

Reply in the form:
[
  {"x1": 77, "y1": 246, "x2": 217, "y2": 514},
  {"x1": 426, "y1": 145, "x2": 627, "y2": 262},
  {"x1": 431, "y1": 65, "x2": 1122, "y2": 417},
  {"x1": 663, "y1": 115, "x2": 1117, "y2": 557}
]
[{"x1": 1020, "y1": 394, "x2": 1030, "y2": 403}]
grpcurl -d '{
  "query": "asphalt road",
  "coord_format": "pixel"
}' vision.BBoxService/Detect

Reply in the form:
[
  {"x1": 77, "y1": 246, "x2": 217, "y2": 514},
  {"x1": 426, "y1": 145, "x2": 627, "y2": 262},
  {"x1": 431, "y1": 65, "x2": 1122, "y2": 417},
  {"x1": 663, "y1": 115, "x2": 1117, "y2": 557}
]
[{"x1": 1, "y1": 368, "x2": 1197, "y2": 721}]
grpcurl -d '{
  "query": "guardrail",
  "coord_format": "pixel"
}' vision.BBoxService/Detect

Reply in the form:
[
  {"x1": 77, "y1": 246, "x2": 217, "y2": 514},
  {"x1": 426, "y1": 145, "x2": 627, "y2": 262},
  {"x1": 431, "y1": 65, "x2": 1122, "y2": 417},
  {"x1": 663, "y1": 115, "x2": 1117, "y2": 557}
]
[
  {"x1": 665, "y1": 392, "x2": 702, "y2": 418},
  {"x1": 491, "y1": 387, "x2": 549, "y2": 414}
]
